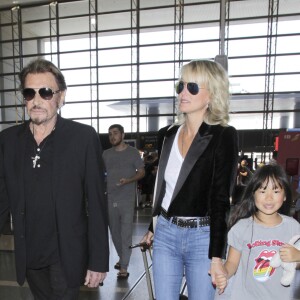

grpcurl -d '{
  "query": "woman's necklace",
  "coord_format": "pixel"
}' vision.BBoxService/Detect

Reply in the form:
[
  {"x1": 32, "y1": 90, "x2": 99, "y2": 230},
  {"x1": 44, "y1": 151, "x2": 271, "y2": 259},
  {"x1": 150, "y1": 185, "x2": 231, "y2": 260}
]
[
  {"x1": 31, "y1": 123, "x2": 56, "y2": 168},
  {"x1": 181, "y1": 126, "x2": 185, "y2": 157}
]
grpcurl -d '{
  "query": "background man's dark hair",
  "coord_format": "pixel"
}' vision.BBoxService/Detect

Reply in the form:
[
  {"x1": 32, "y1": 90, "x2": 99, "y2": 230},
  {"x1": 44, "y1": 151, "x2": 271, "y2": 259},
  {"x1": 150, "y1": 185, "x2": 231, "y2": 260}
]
[{"x1": 109, "y1": 124, "x2": 124, "y2": 134}]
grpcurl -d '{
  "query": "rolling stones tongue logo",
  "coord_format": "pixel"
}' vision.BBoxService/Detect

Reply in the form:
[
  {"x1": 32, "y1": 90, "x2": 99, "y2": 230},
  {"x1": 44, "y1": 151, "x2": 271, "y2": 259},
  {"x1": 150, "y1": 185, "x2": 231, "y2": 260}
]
[{"x1": 253, "y1": 250, "x2": 276, "y2": 282}]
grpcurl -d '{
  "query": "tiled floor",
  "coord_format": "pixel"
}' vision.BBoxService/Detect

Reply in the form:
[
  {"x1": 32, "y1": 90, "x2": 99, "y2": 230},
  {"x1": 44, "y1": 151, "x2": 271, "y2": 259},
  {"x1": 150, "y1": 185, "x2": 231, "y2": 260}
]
[{"x1": 1, "y1": 207, "x2": 300, "y2": 300}]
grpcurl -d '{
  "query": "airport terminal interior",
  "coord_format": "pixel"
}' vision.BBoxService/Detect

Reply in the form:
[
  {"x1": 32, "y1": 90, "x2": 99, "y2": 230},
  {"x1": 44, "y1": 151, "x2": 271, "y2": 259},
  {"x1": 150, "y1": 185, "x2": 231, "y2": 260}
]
[{"x1": 0, "y1": 0, "x2": 299, "y2": 299}]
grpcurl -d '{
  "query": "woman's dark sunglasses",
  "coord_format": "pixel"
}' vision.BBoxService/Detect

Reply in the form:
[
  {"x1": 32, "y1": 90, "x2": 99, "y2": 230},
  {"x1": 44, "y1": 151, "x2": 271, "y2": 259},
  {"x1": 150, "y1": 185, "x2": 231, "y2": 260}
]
[
  {"x1": 22, "y1": 88, "x2": 60, "y2": 101},
  {"x1": 175, "y1": 81, "x2": 200, "y2": 95}
]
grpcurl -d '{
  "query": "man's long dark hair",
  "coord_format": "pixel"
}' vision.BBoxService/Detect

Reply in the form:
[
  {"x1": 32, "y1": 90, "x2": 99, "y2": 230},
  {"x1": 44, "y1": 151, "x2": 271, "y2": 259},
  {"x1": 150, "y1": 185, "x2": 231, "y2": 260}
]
[{"x1": 228, "y1": 163, "x2": 292, "y2": 230}]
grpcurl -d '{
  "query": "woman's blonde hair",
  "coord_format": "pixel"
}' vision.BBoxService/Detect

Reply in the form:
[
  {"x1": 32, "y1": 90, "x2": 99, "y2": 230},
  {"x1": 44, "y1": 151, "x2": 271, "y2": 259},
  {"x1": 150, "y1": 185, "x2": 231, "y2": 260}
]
[{"x1": 177, "y1": 59, "x2": 230, "y2": 126}]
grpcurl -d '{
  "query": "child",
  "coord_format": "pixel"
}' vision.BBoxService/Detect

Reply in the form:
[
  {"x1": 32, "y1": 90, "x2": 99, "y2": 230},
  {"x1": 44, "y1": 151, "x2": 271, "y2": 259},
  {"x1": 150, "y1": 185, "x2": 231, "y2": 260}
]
[{"x1": 215, "y1": 163, "x2": 300, "y2": 299}]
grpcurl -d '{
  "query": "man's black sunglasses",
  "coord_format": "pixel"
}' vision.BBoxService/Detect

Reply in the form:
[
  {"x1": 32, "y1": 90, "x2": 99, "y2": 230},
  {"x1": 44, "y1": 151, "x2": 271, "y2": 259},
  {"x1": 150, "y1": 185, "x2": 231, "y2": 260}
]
[
  {"x1": 22, "y1": 88, "x2": 60, "y2": 101},
  {"x1": 175, "y1": 81, "x2": 200, "y2": 95}
]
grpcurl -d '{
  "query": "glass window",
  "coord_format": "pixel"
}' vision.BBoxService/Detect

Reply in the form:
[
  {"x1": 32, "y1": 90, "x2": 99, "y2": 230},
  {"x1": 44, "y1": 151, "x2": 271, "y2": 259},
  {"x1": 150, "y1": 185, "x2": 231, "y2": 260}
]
[
  {"x1": 63, "y1": 69, "x2": 92, "y2": 85},
  {"x1": 0, "y1": 0, "x2": 299, "y2": 135},
  {"x1": 140, "y1": 98, "x2": 175, "y2": 115},
  {"x1": 22, "y1": 5, "x2": 49, "y2": 22},
  {"x1": 98, "y1": 100, "x2": 132, "y2": 117},
  {"x1": 0, "y1": 58, "x2": 15, "y2": 73},
  {"x1": 65, "y1": 86, "x2": 94, "y2": 102},
  {"x1": 277, "y1": 19, "x2": 300, "y2": 34},
  {"x1": 98, "y1": 83, "x2": 132, "y2": 100},
  {"x1": 59, "y1": 36, "x2": 92, "y2": 52},
  {"x1": 2, "y1": 76, "x2": 18, "y2": 90},
  {"x1": 59, "y1": 1, "x2": 89, "y2": 17},
  {"x1": 1, "y1": 25, "x2": 13, "y2": 41},
  {"x1": 22, "y1": 40, "x2": 40, "y2": 56},
  {"x1": 61, "y1": 102, "x2": 93, "y2": 118},
  {"x1": 59, "y1": 17, "x2": 90, "y2": 35},
  {"x1": 274, "y1": 74, "x2": 300, "y2": 92},
  {"x1": 98, "y1": 0, "x2": 131, "y2": 12},
  {"x1": 183, "y1": 41, "x2": 219, "y2": 61},
  {"x1": 0, "y1": 11, "x2": 11, "y2": 24},
  {"x1": 140, "y1": 7, "x2": 175, "y2": 27},
  {"x1": 277, "y1": 36, "x2": 300, "y2": 53},
  {"x1": 276, "y1": 55, "x2": 300, "y2": 73},
  {"x1": 139, "y1": 116, "x2": 173, "y2": 132},
  {"x1": 279, "y1": 0, "x2": 300, "y2": 14},
  {"x1": 140, "y1": 81, "x2": 175, "y2": 98},
  {"x1": 230, "y1": 76, "x2": 266, "y2": 94},
  {"x1": 98, "y1": 65, "x2": 132, "y2": 83},
  {"x1": 98, "y1": 12, "x2": 131, "y2": 31},
  {"x1": 183, "y1": 26, "x2": 219, "y2": 42},
  {"x1": 22, "y1": 21, "x2": 50, "y2": 38},
  {"x1": 99, "y1": 117, "x2": 137, "y2": 133},
  {"x1": 58, "y1": 52, "x2": 94, "y2": 69},
  {"x1": 140, "y1": 0, "x2": 173, "y2": 8},
  {"x1": 140, "y1": 45, "x2": 175, "y2": 63},
  {"x1": 98, "y1": 48, "x2": 132, "y2": 65},
  {"x1": 229, "y1": 0, "x2": 268, "y2": 18},
  {"x1": 184, "y1": 3, "x2": 220, "y2": 23},
  {"x1": 140, "y1": 29, "x2": 174, "y2": 45},
  {"x1": 229, "y1": 57, "x2": 266, "y2": 76},
  {"x1": 140, "y1": 63, "x2": 175, "y2": 81},
  {"x1": 98, "y1": 31, "x2": 132, "y2": 48},
  {"x1": 228, "y1": 38, "x2": 267, "y2": 56},
  {"x1": 229, "y1": 22, "x2": 269, "y2": 38}
]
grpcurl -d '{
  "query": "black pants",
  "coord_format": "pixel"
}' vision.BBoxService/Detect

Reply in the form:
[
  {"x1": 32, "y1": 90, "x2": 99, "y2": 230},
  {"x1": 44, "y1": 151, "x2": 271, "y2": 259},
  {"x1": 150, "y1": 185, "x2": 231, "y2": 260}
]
[{"x1": 26, "y1": 262, "x2": 80, "y2": 300}]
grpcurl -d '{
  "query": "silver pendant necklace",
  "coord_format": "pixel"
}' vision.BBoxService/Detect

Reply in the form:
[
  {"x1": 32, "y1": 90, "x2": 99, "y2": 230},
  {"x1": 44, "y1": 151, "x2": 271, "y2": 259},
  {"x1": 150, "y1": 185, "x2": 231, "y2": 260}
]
[{"x1": 31, "y1": 123, "x2": 56, "y2": 168}]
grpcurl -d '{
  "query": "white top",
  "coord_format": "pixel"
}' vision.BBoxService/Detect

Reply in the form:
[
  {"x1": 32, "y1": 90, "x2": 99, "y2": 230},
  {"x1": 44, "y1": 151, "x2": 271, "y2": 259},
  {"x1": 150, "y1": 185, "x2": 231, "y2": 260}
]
[{"x1": 161, "y1": 125, "x2": 184, "y2": 211}]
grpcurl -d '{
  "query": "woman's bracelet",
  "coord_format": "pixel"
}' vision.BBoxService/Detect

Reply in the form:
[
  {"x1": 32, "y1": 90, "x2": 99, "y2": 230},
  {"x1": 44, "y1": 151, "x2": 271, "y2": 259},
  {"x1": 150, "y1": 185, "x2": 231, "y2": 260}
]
[{"x1": 211, "y1": 259, "x2": 223, "y2": 264}]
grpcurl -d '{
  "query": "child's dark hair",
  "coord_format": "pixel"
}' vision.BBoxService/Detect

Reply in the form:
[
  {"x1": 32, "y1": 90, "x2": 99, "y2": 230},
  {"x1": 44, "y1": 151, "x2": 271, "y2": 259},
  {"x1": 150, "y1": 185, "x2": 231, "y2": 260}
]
[{"x1": 228, "y1": 163, "x2": 292, "y2": 229}]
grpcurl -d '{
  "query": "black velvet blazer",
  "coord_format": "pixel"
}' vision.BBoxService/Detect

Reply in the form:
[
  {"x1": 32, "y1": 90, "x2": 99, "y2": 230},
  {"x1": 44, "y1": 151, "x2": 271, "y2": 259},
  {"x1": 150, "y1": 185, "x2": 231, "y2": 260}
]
[{"x1": 152, "y1": 122, "x2": 238, "y2": 258}]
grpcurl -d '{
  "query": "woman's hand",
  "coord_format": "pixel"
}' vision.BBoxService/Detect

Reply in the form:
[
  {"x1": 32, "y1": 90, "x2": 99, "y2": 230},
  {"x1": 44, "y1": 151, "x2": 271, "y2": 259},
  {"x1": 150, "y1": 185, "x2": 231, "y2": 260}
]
[
  {"x1": 209, "y1": 258, "x2": 227, "y2": 292},
  {"x1": 215, "y1": 272, "x2": 228, "y2": 295},
  {"x1": 140, "y1": 230, "x2": 154, "y2": 246}
]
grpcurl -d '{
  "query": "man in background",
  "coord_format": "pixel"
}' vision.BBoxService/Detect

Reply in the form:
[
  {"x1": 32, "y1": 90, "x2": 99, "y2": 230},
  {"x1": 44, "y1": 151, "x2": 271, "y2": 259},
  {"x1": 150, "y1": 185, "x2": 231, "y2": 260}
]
[
  {"x1": 238, "y1": 159, "x2": 252, "y2": 185},
  {"x1": 103, "y1": 124, "x2": 144, "y2": 279}
]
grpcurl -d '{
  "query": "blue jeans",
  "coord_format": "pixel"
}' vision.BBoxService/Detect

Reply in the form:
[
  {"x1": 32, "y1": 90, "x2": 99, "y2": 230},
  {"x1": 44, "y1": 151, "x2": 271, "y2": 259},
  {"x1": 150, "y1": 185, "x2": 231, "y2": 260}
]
[{"x1": 153, "y1": 215, "x2": 215, "y2": 300}]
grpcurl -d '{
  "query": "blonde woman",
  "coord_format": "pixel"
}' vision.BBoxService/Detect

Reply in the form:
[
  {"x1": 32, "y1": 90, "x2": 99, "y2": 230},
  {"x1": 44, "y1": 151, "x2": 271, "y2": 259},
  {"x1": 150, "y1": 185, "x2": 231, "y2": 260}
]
[{"x1": 141, "y1": 60, "x2": 238, "y2": 300}]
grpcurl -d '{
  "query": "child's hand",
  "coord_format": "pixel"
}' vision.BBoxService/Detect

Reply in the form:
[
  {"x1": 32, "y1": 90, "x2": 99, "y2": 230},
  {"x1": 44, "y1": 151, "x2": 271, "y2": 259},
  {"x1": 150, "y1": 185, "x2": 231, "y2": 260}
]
[
  {"x1": 280, "y1": 244, "x2": 300, "y2": 263},
  {"x1": 215, "y1": 272, "x2": 228, "y2": 295}
]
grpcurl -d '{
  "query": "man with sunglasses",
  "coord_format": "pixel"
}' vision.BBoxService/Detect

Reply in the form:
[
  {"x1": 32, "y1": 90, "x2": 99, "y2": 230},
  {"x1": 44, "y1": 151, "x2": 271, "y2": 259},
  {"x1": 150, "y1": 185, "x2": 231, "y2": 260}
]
[{"x1": 0, "y1": 58, "x2": 109, "y2": 299}]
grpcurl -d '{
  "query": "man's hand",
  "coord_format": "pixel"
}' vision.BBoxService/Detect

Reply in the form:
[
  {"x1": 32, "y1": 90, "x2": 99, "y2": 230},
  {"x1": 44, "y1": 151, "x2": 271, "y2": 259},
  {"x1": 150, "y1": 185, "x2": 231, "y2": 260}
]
[{"x1": 84, "y1": 270, "x2": 106, "y2": 288}]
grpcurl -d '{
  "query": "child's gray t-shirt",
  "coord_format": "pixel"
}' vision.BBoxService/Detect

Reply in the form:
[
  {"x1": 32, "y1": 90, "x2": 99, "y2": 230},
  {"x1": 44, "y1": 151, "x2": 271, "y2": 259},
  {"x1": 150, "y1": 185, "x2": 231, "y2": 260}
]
[{"x1": 228, "y1": 215, "x2": 300, "y2": 300}]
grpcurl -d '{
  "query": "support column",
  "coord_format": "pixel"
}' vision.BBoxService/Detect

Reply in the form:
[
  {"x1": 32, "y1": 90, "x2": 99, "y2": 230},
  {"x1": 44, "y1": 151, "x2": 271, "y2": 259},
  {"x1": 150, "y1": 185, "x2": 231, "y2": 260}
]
[
  {"x1": 147, "y1": 107, "x2": 159, "y2": 132},
  {"x1": 280, "y1": 116, "x2": 289, "y2": 129},
  {"x1": 131, "y1": 0, "x2": 139, "y2": 135},
  {"x1": 294, "y1": 103, "x2": 300, "y2": 128},
  {"x1": 11, "y1": 5, "x2": 24, "y2": 124}
]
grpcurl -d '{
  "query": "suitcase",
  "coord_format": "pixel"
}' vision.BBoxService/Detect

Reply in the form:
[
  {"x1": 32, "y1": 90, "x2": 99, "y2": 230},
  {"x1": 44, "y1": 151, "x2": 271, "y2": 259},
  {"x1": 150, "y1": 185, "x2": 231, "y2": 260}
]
[{"x1": 130, "y1": 242, "x2": 188, "y2": 300}]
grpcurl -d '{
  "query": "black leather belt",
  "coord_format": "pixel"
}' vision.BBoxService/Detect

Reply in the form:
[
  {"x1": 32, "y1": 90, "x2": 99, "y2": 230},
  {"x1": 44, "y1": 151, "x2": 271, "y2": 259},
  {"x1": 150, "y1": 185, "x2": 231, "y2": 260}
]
[{"x1": 160, "y1": 209, "x2": 210, "y2": 228}]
